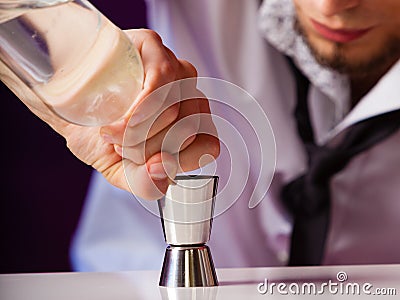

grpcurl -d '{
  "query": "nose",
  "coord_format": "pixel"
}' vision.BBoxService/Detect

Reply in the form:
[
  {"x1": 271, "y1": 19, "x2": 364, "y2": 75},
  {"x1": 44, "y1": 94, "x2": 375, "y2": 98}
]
[{"x1": 315, "y1": 0, "x2": 362, "y2": 16}]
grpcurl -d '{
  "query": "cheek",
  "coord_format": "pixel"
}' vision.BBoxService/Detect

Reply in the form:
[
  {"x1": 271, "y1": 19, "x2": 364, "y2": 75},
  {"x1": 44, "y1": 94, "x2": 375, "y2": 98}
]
[
  {"x1": 293, "y1": 0, "x2": 318, "y2": 32},
  {"x1": 374, "y1": 15, "x2": 400, "y2": 44},
  {"x1": 386, "y1": 20, "x2": 400, "y2": 40},
  {"x1": 371, "y1": 1, "x2": 400, "y2": 20},
  {"x1": 358, "y1": 1, "x2": 400, "y2": 26},
  {"x1": 293, "y1": 0, "x2": 314, "y2": 15}
]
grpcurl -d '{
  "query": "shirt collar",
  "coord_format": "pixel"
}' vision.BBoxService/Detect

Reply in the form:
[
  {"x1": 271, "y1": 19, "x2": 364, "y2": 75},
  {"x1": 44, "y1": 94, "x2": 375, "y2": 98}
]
[{"x1": 327, "y1": 59, "x2": 400, "y2": 140}]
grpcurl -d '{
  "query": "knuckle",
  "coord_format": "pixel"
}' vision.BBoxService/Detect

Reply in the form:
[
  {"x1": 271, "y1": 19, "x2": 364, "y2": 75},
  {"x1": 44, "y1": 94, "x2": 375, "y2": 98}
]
[
  {"x1": 179, "y1": 59, "x2": 198, "y2": 77},
  {"x1": 142, "y1": 29, "x2": 163, "y2": 43},
  {"x1": 144, "y1": 144, "x2": 156, "y2": 162},
  {"x1": 123, "y1": 127, "x2": 142, "y2": 146},
  {"x1": 162, "y1": 103, "x2": 180, "y2": 125},
  {"x1": 179, "y1": 122, "x2": 198, "y2": 141},
  {"x1": 175, "y1": 117, "x2": 199, "y2": 138},
  {"x1": 204, "y1": 135, "x2": 220, "y2": 158},
  {"x1": 125, "y1": 145, "x2": 146, "y2": 165},
  {"x1": 158, "y1": 60, "x2": 176, "y2": 80}
]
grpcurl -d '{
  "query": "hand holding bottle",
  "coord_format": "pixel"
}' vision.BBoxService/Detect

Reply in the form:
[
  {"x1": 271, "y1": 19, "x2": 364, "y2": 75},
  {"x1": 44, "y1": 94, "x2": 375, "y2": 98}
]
[{"x1": 1, "y1": 28, "x2": 220, "y2": 199}]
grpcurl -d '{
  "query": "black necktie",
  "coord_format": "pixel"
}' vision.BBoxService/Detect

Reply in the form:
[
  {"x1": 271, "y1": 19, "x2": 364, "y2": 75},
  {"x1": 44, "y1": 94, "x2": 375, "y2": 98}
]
[{"x1": 282, "y1": 58, "x2": 400, "y2": 266}]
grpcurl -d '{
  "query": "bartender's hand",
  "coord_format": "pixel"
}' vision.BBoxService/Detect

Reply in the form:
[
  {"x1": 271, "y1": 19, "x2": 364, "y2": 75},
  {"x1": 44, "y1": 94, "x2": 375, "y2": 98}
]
[{"x1": 1, "y1": 29, "x2": 219, "y2": 200}]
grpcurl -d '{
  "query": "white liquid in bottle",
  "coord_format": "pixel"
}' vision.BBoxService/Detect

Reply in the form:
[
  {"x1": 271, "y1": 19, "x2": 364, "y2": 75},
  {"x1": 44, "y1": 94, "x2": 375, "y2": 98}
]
[{"x1": 1, "y1": 0, "x2": 143, "y2": 126}]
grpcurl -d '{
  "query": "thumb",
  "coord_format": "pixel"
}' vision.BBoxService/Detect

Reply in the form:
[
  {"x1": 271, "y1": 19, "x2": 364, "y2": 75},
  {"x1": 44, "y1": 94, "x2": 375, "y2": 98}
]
[{"x1": 125, "y1": 152, "x2": 178, "y2": 200}]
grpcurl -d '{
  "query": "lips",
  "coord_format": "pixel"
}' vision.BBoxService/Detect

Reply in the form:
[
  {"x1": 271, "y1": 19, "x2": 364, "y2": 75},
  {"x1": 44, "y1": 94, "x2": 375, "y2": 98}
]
[{"x1": 311, "y1": 19, "x2": 372, "y2": 43}]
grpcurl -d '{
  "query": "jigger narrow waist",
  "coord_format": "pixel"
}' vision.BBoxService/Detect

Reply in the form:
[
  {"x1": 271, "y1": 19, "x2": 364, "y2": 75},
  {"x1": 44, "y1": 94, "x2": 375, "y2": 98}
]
[{"x1": 161, "y1": 218, "x2": 213, "y2": 245}]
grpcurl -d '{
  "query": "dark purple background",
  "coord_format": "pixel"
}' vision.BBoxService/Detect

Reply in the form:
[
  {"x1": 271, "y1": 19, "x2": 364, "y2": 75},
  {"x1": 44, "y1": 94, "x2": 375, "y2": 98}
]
[{"x1": 0, "y1": 0, "x2": 147, "y2": 273}]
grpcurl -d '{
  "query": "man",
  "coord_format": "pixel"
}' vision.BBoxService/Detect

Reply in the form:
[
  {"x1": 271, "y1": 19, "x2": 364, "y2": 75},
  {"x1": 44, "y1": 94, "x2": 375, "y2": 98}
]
[
  {"x1": 6, "y1": 0, "x2": 398, "y2": 269},
  {"x1": 71, "y1": 0, "x2": 400, "y2": 270}
]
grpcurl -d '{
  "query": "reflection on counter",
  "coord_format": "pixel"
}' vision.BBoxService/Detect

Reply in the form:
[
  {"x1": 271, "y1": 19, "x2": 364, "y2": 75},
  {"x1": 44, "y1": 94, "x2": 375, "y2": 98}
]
[{"x1": 159, "y1": 286, "x2": 218, "y2": 300}]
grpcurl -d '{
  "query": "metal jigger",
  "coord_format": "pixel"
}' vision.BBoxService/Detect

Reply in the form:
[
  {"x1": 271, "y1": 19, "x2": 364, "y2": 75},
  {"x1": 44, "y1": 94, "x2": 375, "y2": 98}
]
[{"x1": 158, "y1": 175, "x2": 219, "y2": 287}]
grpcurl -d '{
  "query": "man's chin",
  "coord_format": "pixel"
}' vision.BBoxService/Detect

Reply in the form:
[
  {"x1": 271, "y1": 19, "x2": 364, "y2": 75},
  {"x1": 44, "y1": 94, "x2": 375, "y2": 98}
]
[
  {"x1": 307, "y1": 42, "x2": 358, "y2": 74},
  {"x1": 309, "y1": 40, "x2": 400, "y2": 77},
  {"x1": 294, "y1": 18, "x2": 400, "y2": 77}
]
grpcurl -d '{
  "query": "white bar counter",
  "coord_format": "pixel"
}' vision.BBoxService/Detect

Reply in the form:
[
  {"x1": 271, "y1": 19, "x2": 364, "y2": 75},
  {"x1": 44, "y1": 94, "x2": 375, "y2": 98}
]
[{"x1": 1, "y1": 264, "x2": 399, "y2": 299}]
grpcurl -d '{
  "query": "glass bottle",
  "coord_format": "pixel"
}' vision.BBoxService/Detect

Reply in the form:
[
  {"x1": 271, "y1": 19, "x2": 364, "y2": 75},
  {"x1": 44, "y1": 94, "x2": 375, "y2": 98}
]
[{"x1": 0, "y1": 0, "x2": 143, "y2": 126}]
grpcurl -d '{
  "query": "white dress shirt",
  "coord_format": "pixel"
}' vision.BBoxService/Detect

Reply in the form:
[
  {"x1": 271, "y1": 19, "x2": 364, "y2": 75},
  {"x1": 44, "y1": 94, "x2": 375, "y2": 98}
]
[{"x1": 70, "y1": 0, "x2": 400, "y2": 271}]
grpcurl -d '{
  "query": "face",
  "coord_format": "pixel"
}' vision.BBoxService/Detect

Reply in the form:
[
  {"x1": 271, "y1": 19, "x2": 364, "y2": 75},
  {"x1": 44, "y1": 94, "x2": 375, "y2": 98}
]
[{"x1": 293, "y1": 0, "x2": 400, "y2": 76}]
